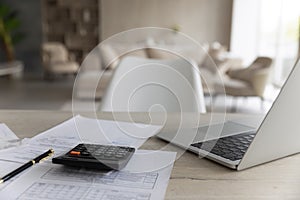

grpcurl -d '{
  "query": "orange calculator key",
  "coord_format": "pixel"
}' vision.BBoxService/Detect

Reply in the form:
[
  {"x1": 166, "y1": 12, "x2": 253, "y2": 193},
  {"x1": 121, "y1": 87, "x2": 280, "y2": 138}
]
[{"x1": 70, "y1": 151, "x2": 80, "y2": 155}]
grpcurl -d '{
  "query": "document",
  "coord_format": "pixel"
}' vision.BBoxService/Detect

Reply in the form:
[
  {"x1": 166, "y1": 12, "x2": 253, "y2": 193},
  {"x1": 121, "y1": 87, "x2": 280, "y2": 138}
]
[
  {"x1": 0, "y1": 123, "x2": 18, "y2": 140},
  {"x1": 0, "y1": 160, "x2": 23, "y2": 192},
  {"x1": 0, "y1": 125, "x2": 27, "y2": 191},
  {"x1": 0, "y1": 123, "x2": 21, "y2": 150},
  {"x1": 0, "y1": 115, "x2": 162, "y2": 163},
  {"x1": 0, "y1": 116, "x2": 173, "y2": 199},
  {"x1": 0, "y1": 150, "x2": 176, "y2": 200}
]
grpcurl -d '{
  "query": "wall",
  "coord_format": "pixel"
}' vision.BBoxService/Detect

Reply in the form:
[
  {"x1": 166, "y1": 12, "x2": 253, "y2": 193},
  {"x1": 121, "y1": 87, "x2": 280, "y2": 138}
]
[
  {"x1": 100, "y1": 0, "x2": 233, "y2": 47},
  {"x1": 0, "y1": 0, "x2": 42, "y2": 75}
]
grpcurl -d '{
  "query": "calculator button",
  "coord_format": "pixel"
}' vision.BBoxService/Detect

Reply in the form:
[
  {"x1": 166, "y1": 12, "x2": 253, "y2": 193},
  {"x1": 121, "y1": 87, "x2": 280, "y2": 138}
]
[
  {"x1": 69, "y1": 151, "x2": 80, "y2": 155},
  {"x1": 61, "y1": 157, "x2": 79, "y2": 161},
  {"x1": 53, "y1": 143, "x2": 135, "y2": 170},
  {"x1": 81, "y1": 151, "x2": 90, "y2": 156}
]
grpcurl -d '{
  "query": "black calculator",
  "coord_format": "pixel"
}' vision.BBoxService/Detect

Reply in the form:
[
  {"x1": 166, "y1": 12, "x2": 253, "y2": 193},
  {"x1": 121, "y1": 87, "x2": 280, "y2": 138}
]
[{"x1": 52, "y1": 144, "x2": 135, "y2": 170}]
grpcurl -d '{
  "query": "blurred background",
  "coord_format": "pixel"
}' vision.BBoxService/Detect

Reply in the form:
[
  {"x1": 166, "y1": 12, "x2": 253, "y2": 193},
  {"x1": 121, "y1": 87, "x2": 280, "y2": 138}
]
[{"x1": 0, "y1": 0, "x2": 299, "y2": 113}]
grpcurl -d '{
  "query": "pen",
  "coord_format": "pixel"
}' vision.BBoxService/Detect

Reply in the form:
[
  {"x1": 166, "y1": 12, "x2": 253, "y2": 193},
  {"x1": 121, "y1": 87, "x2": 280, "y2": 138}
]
[{"x1": 0, "y1": 149, "x2": 54, "y2": 184}]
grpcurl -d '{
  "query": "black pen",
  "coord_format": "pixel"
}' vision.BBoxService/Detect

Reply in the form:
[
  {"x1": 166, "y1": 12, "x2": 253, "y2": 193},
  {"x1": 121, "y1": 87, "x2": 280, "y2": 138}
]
[{"x1": 0, "y1": 149, "x2": 54, "y2": 184}]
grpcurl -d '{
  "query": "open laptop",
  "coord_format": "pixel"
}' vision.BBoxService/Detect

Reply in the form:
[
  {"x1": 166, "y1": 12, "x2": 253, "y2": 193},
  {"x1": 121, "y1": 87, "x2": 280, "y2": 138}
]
[{"x1": 157, "y1": 58, "x2": 300, "y2": 170}]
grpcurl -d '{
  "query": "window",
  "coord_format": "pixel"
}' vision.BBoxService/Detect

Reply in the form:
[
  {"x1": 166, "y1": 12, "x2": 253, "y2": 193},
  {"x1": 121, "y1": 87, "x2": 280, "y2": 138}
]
[{"x1": 231, "y1": 0, "x2": 300, "y2": 85}]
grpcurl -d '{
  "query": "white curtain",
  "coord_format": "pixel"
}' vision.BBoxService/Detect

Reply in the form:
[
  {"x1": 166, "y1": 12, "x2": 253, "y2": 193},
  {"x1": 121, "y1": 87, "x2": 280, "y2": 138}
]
[{"x1": 231, "y1": 0, "x2": 300, "y2": 85}]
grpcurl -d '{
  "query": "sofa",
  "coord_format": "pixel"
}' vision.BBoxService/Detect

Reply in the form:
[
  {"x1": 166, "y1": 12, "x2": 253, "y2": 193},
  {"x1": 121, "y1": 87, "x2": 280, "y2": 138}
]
[
  {"x1": 75, "y1": 43, "x2": 206, "y2": 99},
  {"x1": 42, "y1": 42, "x2": 79, "y2": 79},
  {"x1": 75, "y1": 42, "x2": 240, "y2": 100}
]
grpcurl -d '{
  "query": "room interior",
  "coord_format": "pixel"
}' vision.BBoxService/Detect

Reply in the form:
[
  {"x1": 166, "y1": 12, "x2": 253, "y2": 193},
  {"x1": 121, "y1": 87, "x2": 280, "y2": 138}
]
[
  {"x1": 0, "y1": 0, "x2": 299, "y2": 114},
  {"x1": 1, "y1": 1, "x2": 300, "y2": 199}
]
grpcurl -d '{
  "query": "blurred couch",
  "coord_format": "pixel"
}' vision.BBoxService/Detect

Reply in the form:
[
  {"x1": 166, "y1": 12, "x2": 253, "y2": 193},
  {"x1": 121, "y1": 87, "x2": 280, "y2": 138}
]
[
  {"x1": 42, "y1": 42, "x2": 79, "y2": 79},
  {"x1": 214, "y1": 57, "x2": 273, "y2": 99},
  {"x1": 75, "y1": 43, "x2": 208, "y2": 99},
  {"x1": 75, "y1": 42, "x2": 242, "y2": 100}
]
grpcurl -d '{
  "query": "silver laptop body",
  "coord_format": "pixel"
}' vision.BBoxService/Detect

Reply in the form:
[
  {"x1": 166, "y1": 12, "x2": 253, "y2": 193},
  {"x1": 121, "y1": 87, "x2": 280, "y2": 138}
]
[{"x1": 157, "y1": 58, "x2": 300, "y2": 170}]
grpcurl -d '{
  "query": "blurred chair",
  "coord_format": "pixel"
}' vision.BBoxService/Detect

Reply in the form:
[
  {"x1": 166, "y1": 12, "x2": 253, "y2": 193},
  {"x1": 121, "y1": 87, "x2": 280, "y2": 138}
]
[
  {"x1": 214, "y1": 57, "x2": 273, "y2": 110},
  {"x1": 99, "y1": 57, "x2": 206, "y2": 113},
  {"x1": 42, "y1": 42, "x2": 79, "y2": 79}
]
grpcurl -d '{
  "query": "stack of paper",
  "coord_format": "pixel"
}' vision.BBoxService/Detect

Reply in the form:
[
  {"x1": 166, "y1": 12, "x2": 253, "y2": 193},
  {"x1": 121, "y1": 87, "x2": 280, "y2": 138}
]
[
  {"x1": 0, "y1": 116, "x2": 176, "y2": 200},
  {"x1": 0, "y1": 123, "x2": 22, "y2": 150}
]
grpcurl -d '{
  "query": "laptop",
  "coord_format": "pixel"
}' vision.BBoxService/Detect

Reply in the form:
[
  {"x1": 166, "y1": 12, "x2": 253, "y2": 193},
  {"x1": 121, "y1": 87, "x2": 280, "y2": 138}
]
[{"x1": 157, "y1": 58, "x2": 300, "y2": 170}]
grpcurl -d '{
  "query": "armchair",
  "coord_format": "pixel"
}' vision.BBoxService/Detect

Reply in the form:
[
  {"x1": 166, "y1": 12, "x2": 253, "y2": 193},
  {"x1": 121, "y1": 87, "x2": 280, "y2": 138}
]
[
  {"x1": 42, "y1": 42, "x2": 79, "y2": 79},
  {"x1": 214, "y1": 57, "x2": 273, "y2": 110}
]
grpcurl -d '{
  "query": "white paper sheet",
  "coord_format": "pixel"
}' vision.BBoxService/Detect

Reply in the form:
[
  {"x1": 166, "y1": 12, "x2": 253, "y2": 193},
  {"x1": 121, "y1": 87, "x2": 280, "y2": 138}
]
[
  {"x1": 0, "y1": 160, "x2": 22, "y2": 192},
  {"x1": 0, "y1": 124, "x2": 18, "y2": 140},
  {"x1": 0, "y1": 115, "x2": 162, "y2": 163},
  {"x1": 0, "y1": 126, "x2": 25, "y2": 191},
  {"x1": 0, "y1": 150, "x2": 176, "y2": 200},
  {"x1": 0, "y1": 124, "x2": 21, "y2": 150}
]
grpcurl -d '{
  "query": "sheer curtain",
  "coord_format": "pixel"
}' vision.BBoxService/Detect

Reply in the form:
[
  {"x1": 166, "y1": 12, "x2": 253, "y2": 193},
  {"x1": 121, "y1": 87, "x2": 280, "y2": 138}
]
[{"x1": 230, "y1": 0, "x2": 300, "y2": 86}]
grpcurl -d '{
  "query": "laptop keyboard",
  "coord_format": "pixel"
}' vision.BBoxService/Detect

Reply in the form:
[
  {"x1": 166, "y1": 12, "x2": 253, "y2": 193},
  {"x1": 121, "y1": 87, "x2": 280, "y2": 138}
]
[{"x1": 191, "y1": 131, "x2": 256, "y2": 161}]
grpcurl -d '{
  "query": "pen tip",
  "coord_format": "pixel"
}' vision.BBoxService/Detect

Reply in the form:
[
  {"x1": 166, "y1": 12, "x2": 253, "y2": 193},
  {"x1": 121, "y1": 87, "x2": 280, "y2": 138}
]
[{"x1": 0, "y1": 179, "x2": 3, "y2": 184}]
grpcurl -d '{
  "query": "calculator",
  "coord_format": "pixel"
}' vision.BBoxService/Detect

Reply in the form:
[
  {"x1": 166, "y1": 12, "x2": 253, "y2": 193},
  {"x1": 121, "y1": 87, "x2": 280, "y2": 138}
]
[{"x1": 52, "y1": 144, "x2": 135, "y2": 170}]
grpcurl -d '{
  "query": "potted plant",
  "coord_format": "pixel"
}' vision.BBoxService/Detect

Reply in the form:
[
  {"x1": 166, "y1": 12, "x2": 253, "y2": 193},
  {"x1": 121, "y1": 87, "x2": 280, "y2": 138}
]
[
  {"x1": 0, "y1": 3, "x2": 24, "y2": 62},
  {"x1": 0, "y1": 3, "x2": 24, "y2": 78}
]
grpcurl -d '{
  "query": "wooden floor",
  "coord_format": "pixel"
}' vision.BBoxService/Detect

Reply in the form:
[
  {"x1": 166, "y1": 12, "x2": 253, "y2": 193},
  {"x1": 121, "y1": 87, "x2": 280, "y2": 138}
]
[{"x1": 0, "y1": 76, "x2": 74, "y2": 110}]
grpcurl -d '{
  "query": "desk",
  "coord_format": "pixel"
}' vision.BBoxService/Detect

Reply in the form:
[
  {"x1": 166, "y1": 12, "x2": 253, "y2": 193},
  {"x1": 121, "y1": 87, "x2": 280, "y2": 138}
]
[{"x1": 0, "y1": 110, "x2": 299, "y2": 199}]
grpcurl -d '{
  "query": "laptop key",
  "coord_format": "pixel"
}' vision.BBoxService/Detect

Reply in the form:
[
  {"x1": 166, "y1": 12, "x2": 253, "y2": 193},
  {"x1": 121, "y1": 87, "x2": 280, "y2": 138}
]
[{"x1": 191, "y1": 131, "x2": 256, "y2": 161}]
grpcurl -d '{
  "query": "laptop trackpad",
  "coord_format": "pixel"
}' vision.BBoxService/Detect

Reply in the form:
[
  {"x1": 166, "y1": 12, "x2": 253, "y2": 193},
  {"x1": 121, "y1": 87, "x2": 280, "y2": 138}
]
[{"x1": 192, "y1": 121, "x2": 256, "y2": 143}]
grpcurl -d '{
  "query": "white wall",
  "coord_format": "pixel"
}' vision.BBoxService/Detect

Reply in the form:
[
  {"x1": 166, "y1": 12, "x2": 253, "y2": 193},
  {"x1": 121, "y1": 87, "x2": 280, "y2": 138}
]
[{"x1": 100, "y1": 0, "x2": 233, "y2": 47}]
